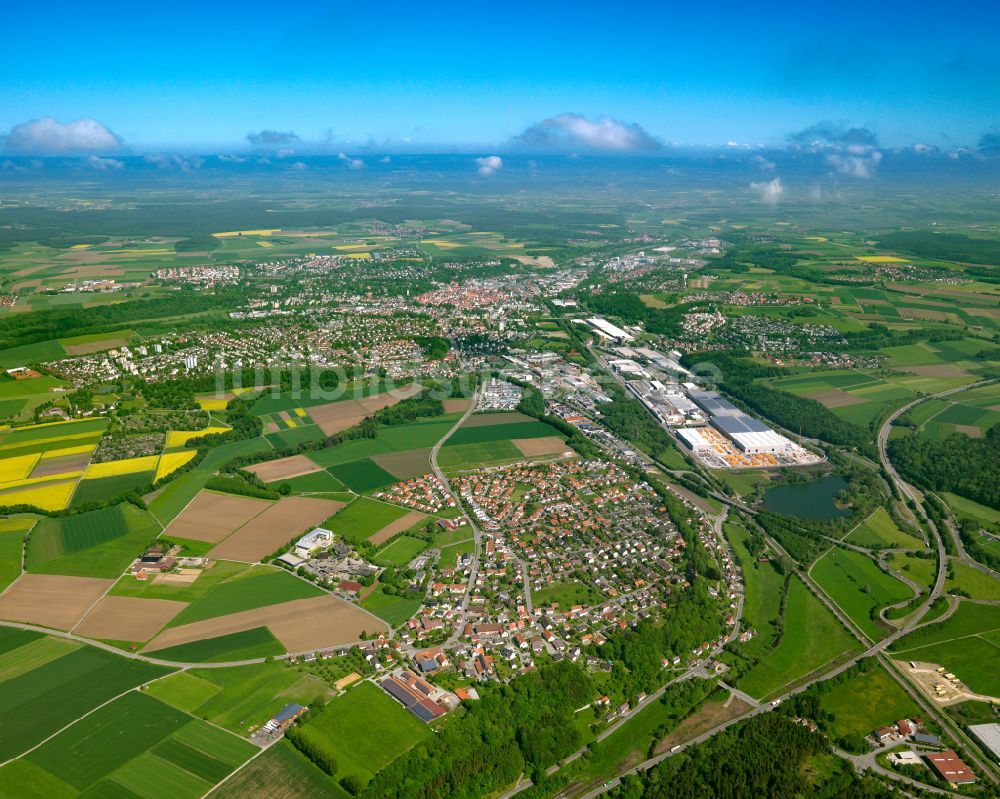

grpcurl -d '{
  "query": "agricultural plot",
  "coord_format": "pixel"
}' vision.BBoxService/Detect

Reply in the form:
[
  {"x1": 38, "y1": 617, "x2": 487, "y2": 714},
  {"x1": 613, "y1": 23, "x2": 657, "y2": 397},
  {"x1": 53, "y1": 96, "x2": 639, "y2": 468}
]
[
  {"x1": 371, "y1": 447, "x2": 433, "y2": 480},
  {"x1": 27, "y1": 502, "x2": 160, "y2": 578},
  {"x1": 274, "y1": 469, "x2": 346, "y2": 493},
  {"x1": 245, "y1": 454, "x2": 323, "y2": 483},
  {"x1": 738, "y1": 577, "x2": 859, "y2": 700},
  {"x1": 437, "y1": 440, "x2": 524, "y2": 471},
  {"x1": 166, "y1": 568, "x2": 324, "y2": 627},
  {"x1": 163, "y1": 490, "x2": 273, "y2": 543},
  {"x1": 0, "y1": 640, "x2": 172, "y2": 760},
  {"x1": 70, "y1": 471, "x2": 156, "y2": 507},
  {"x1": 208, "y1": 740, "x2": 339, "y2": 799},
  {"x1": 74, "y1": 596, "x2": 188, "y2": 642},
  {"x1": 324, "y1": 497, "x2": 410, "y2": 544},
  {"x1": 326, "y1": 457, "x2": 398, "y2": 492},
  {"x1": 207, "y1": 496, "x2": 344, "y2": 562},
  {"x1": 0, "y1": 573, "x2": 114, "y2": 629},
  {"x1": 845, "y1": 508, "x2": 923, "y2": 549},
  {"x1": 266, "y1": 423, "x2": 326, "y2": 449},
  {"x1": 292, "y1": 681, "x2": 431, "y2": 787},
  {"x1": 367, "y1": 510, "x2": 427, "y2": 546},
  {"x1": 150, "y1": 662, "x2": 326, "y2": 736},
  {"x1": 0, "y1": 478, "x2": 77, "y2": 511},
  {"x1": 109, "y1": 560, "x2": 249, "y2": 603},
  {"x1": 145, "y1": 627, "x2": 286, "y2": 664},
  {"x1": 811, "y1": 547, "x2": 913, "y2": 641},
  {"x1": 21, "y1": 690, "x2": 253, "y2": 798},
  {"x1": 445, "y1": 419, "x2": 561, "y2": 446},
  {"x1": 145, "y1": 594, "x2": 386, "y2": 657},
  {"x1": 154, "y1": 449, "x2": 197, "y2": 481},
  {"x1": 437, "y1": 538, "x2": 475, "y2": 569},
  {"x1": 165, "y1": 427, "x2": 229, "y2": 449}
]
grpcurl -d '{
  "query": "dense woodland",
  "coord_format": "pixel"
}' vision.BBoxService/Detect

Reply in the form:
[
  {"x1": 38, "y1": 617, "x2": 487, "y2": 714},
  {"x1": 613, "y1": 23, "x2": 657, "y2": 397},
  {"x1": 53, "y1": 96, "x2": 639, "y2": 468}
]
[
  {"x1": 889, "y1": 425, "x2": 1000, "y2": 510},
  {"x1": 608, "y1": 713, "x2": 898, "y2": 799}
]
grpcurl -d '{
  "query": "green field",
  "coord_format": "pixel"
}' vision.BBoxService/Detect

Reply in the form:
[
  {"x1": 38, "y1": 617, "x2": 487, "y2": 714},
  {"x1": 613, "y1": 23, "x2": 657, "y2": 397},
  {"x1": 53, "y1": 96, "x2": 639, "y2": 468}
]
[
  {"x1": 0, "y1": 758, "x2": 77, "y2": 798},
  {"x1": 532, "y1": 580, "x2": 604, "y2": 608},
  {"x1": 437, "y1": 440, "x2": 523, "y2": 471},
  {"x1": 445, "y1": 419, "x2": 559, "y2": 446},
  {"x1": 274, "y1": 470, "x2": 346, "y2": 493},
  {"x1": 943, "y1": 492, "x2": 1000, "y2": 525},
  {"x1": 373, "y1": 535, "x2": 428, "y2": 566},
  {"x1": 889, "y1": 601, "x2": 1000, "y2": 693},
  {"x1": 144, "y1": 671, "x2": 222, "y2": 713},
  {"x1": 27, "y1": 502, "x2": 160, "y2": 578},
  {"x1": 359, "y1": 585, "x2": 422, "y2": 627},
  {"x1": 0, "y1": 517, "x2": 33, "y2": 591},
  {"x1": 26, "y1": 692, "x2": 189, "y2": 791},
  {"x1": 208, "y1": 740, "x2": 344, "y2": 799},
  {"x1": 327, "y1": 458, "x2": 397, "y2": 493},
  {"x1": 292, "y1": 681, "x2": 431, "y2": 786},
  {"x1": 266, "y1": 423, "x2": 326, "y2": 449},
  {"x1": 725, "y1": 522, "x2": 785, "y2": 657},
  {"x1": 738, "y1": 577, "x2": 859, "y2": 700},
  {"x1": 845, "y1": 508, "x2": 923, "y2": 549},
  {"x1": 70, "y1": 471, "x2": 155, "y2": 507},
  {"x1": 811, "y1": 547, "x2": 913, "y2": 640},
  {"x1": 0, "y1": 641, "x2": 173, "y2": 760},
  {"x1": 325, "y1": 498, "x2": 409, "y2": 543},
  {"x1": 167, "y1": 568, "x2": 323, "y2": 627},
  {"x1": 147, "y1": 627, "x2": 285, "y2": 664},
  {"x1": 819, "y1": 666, "x2": 919, "y2": 739}
]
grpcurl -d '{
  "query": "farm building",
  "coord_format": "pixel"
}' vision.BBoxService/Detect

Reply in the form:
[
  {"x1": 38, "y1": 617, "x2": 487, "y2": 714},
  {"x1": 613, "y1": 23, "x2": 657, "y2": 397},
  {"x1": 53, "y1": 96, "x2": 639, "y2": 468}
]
[{"x1": 262, "y1": 703, "x2": 307, "y2": 732}]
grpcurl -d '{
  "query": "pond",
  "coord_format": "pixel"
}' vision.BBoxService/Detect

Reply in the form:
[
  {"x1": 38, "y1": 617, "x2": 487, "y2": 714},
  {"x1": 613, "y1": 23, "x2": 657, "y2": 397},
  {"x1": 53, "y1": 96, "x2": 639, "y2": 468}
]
[{"x1": 761, "y1": 475, "x2": 851, "y2": 521}]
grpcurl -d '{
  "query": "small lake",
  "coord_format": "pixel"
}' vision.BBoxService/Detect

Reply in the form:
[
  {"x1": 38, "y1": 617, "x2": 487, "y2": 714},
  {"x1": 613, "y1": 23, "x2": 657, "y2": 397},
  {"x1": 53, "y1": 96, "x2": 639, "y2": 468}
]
[{"x1": 761, "y1": 475, "x2": 851, "y2": 521}]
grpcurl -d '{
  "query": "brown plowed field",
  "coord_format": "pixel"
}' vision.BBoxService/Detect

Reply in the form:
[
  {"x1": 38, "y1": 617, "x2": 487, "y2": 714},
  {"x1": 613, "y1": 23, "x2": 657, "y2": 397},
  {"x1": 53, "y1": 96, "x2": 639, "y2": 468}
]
[
  {"x1": 0, "y1": 573, "x2": 113, "y2": 630},
  {"x1": 512, "y1": 436, "x2": 572, "y2": 457},
  {"x1": 208, "y1": 496, "x2": 344, "y2": 562},
  {"x1": 74, "y1": 595, "x2": 188, "y2": 641},
  {"x1": 144, "y1": 595, "x2": 386, "y2": 654},
  {"x1": 244, "y1": 454, "x2": 322, "y2": 482},
  {"x1": 368, "y1": 510, "x2": 427, "y2": 545},
  {"x1": 463, "y1": 412, "x2": 534, "y2": 427},
  {"x1": 163, "y1": 491, "x2": 273, "y2": 543}
]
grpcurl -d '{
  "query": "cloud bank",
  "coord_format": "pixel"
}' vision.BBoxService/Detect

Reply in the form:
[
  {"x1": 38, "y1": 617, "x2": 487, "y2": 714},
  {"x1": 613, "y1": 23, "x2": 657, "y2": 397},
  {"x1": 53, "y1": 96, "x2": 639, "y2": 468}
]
[
  {"x1": 246, "y1": 129, "x2": 299, "y2": 145},
  {"x1": 514, "y1": 113, "x2": 662, "y2": 153},
  {"x1": 788, "y1": 121, "x2": 882, "y2": 178},
  {"x1": 3, "y1": 118, "x2": 122, "y2": 154}
]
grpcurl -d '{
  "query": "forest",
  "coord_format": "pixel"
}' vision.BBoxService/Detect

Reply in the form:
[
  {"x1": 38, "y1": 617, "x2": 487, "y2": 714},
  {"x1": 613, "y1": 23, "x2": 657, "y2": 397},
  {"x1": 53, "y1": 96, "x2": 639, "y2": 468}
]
[
  {"x1": 608, "y1": 713, "x2": 896, "y2": 799},
  {"x1": 888, "y1": 425, "x2": 1000, "y2": 510}
]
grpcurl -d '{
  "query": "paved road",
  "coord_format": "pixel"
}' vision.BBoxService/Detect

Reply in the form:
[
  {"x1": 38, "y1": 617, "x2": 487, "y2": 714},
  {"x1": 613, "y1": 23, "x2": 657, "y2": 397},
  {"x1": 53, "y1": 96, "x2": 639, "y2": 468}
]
[{"x1": 429, "y1": 387, "x2": 489, "y2": 646}]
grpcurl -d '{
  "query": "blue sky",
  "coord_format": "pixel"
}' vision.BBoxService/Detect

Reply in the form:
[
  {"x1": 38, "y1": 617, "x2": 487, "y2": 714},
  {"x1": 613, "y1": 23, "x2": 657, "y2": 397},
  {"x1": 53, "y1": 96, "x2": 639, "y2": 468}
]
[{"x1": 2, "y1": 0, "x2": 998, "y2": 152}]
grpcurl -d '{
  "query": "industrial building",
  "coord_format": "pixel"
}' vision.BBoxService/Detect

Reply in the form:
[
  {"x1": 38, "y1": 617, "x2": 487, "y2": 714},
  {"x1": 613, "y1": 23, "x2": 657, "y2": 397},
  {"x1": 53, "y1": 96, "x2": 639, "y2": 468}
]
[
  {"x1": 969, "y1": 723, "x2": 1000, "y2": 761},
  {"x1": 586, "y1": 317, "x2": 635, "y2": 343},
  {"x1": 688, "y1": 389, "x2": 793, "y2": 454}
]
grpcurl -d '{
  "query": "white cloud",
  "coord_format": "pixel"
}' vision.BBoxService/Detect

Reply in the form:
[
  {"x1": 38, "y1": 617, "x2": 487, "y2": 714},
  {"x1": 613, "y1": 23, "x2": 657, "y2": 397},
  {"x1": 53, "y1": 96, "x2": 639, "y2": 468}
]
[
  {"x1": 825, "y1": 151, "x2": 882, "y2": 178},
  {"x1": 380, "y1": 156, "x2": 392, "y2": 164},
  {"x1": 3, "y1": 117, "x2": 122, "y2": 154},
  {"x1": 337, "y1": 152, "x2": 364, "y2": 169},
  {"x1": 515, "y1": 113, "x2": 661, "y2": 153},
  {"x1": 750, "y1": 177, "x2": 785, "y2": 204},
  {"x1": 85, "y1": 155, "x2": 124, "y2": 171},
  {"x1": 752, "y1": 154, "x2": 776, "y2": 171},
  {"x1": 217, "y1": 154, "x2": 247, "y2": 163},
  {"x1": 246, "y1": 130, "x2": 298, "y2": 145},
  {"x1": 475, "y1": 155, "x2": 503, "y2": 176},
  {"x1": 290, "y1": 161, "x2": 307, "y2": 170}
]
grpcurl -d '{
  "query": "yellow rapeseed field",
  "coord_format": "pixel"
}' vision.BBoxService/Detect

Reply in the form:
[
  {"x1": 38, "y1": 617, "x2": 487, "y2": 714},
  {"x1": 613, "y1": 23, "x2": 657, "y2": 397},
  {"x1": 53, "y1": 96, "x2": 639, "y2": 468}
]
[
  {"x1": 293, "y1": 408, "x2": 307, "y2": 418},
  {"x1": 197, "y1": 399, "x2": 229, "y2": 411},
  {"x1": 256, "y1": 241, "x2": 274, "y2": 248},
  {"x1": 41, "y1": 444, "x2": 96, "y2": 459},
  {"x1": 84, "y1": 455, "x2": 159, "y2": 479},
  {"x1": 154, "y1": 450, "x2": 197, "y2": 482},
  {"x1": 0, "y1": 480, "x2": 76, "y2": 511},
  {"x1": 0, "y1": 471, "x2": 83, "y2": 491},
  {"x1": 0, "y1": 454, "x2": 41, "y2": 482},
  {"x1": 165, "y1": 427, "x2": 229, "y2": 449},
  {"x1": 856, "y1": 255, "x2": 907, "y2": 263}
]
